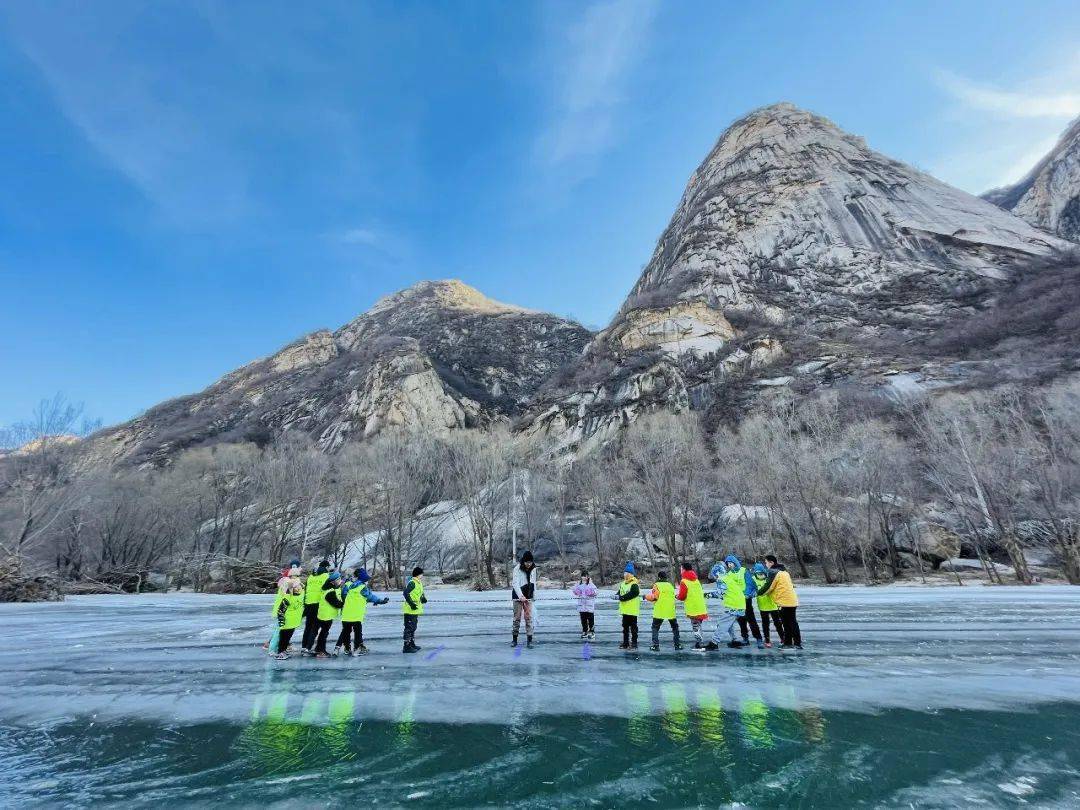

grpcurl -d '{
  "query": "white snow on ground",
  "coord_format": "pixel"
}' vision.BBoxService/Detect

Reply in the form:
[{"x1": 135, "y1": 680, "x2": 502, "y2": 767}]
[{"x1": 1, "y1": 586, "x2": 1079, "y2": 729}]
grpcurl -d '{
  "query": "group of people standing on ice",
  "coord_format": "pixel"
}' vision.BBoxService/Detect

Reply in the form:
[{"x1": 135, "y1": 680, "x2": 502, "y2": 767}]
[
  {"x1": 263, "y1": 550, "x2": 801, "y2": 660},
  {"x1": 266, "y1": 560, "x2": 425, "y2": 659},
  {"x1": 568, "y1": 553, "x2": 802, "y2": 652}
]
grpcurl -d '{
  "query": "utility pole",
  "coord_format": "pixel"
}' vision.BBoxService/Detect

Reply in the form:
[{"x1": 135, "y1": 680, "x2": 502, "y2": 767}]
[{"x1": 511, "y1": 469, "x2": 518, "y2": 563}]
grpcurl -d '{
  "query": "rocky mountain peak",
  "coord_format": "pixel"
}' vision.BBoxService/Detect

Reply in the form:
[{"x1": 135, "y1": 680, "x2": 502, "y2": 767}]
[
  {"x1": 523, "y1": 104, "x2": 1075, "y2": 455},
  {"x1": 982, "y1": 115, "x2": 1080, "y2": 243},
  {"x1": 367, "y1": 279, "x2": 534, "y2": 318}
]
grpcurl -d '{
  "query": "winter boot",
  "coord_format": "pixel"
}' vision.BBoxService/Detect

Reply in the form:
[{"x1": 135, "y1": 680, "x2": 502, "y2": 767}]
[
  {"x1": 650, "y1": 644, "x2": 660, "y2": 652},
  {"x1": 693, "y1": 640, "x2": 704, "y2": 650},
  {"x1": 756, "y1": 640, "x2": 765, "y2": 650},
  {"x1": 331, "y1": 645, "x2": 342, "y2": 657},
  {"x1": 727, "y1": 640, "x2": 743, "y2": 649},
  {"x1": 526, "y1": 636, "x2": 534, "y2": 649},
  {"x1": 704, "y1": 641, "x2": 720, "y2": 651},
  {"x1": 673, "y1": 642, "x2": 683, "y2": 651},
  {"x1": 274, "y1": 652, "x2": 289, "y2": 660},
  {"x1": 618, "y1": 642, "x2": 629, "y2": 650},
  {"x1": 587, "y1": 632, "x2": 595, "y2": 641},
  {"x1": 356, "y1": 643, "x2": 369, "y2": 654},
  {"x1": 511, "y1": 634, "x2": 518, "y2": 647}
]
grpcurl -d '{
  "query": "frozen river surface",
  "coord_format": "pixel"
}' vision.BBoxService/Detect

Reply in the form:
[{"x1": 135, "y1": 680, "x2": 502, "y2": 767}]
[{"x1": 2, "y1": 586, "x2": 1080, "y2": 807}]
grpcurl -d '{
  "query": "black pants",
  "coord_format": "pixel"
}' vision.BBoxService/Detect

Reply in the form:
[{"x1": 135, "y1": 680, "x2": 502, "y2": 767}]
[
  {"x1": 579, "y1": 612, "x2": 595, "y2": 633},
  {"x1": 737, "y1": 597, "x2": 762, "y2": 641},
  {"x1": 621, "y1": 615, "x2": 638, "y2": 646},
  {"x1": 314, "y1": 619, "x2": 334, "y2": 654},
  {"x1": 403, "y1": 614, "x2": 419, "y2": 644},
  {"x1": 336, "y1": 621, "x2": 363, "y2": 650},
  {"x1": 760, "y1": 610, "x2": 785, "y2": 645},
  {"x1": 301, "y1": 603, "x2": 321, "y2": 650},
  {"x1": 651, "y1": 618, "x2": 680, "y2": 647},
  {"x1": 277, "y1": 627, "x2": 295, "y2": 652},
  {"x1": 779, "y1": 606, "x2": 801, "y2": 646}
]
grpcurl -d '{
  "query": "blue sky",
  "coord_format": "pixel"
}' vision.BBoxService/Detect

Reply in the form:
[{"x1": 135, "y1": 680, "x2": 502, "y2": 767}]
[{"x1": 3, "y1": 1, "x2": 1079, "y2": 428}]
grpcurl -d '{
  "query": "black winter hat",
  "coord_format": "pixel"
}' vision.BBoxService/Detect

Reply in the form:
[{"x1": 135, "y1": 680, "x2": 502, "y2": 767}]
[{"x1": 521, "y1": 551, "x2": 534, "y2": 564}]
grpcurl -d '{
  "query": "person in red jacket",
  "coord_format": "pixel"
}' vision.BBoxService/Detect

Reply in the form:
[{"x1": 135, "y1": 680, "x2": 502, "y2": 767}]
[{"x1": 676, "y1": 562, "x2": 710, "y2": 649}]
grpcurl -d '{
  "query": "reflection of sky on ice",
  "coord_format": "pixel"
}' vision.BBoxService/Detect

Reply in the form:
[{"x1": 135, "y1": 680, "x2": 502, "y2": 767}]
[{"x1": 2, "y1": 586, "x2": 1080, "y2": 730}]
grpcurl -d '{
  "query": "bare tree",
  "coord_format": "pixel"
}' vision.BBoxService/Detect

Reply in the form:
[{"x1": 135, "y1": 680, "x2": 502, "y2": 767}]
[{"x1": 0, "y1": 395, "x2": 96, "y2": 570}]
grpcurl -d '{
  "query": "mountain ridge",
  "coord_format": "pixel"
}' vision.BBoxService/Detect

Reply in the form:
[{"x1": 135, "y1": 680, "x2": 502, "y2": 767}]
[{"x1": 982, "y1": 115, "x2": 1080, "y2": 243}]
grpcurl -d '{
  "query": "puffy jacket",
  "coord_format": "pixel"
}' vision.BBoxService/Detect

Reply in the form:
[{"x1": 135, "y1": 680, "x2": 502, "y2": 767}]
[
  {"x1": 572, "y1": 581, "x2": 598, "y2": 612},
  {"x1": 646, "y1": 581, "x2": 677, "y2": 620},
  {"x1": 676, "y1": 570, "x2": 708, "y2": 620},
  {"x1": 758, "y1": 568, "x2": 798, "y2": 607},
  {"x1": 304, "y1": 571, "x2": 329, "y2": 605},
  {"x1": 752, "y1": 563, "x2": 778, "y2": 612},
  {"x1": 511, "y1": 565, "x2": 537, "y2": 601},
  {"x1": 340, "y1": 581, "x2": 386, "y2": 622},
  {"x1": 275, "y1": 592, "x2": 305, "y2": 630},
  {"x1": 617, "y1": 577, "x2": 641, "y2": 616},
  {"x1": 403, "y1": 577, "x2": 426, "y2": 615},
  {"x1": 317, "y1": 585, "x2": 344, "y2": 622},
  {"x1": 709, "y1": 560, "x2": 747, "y2": 612}
]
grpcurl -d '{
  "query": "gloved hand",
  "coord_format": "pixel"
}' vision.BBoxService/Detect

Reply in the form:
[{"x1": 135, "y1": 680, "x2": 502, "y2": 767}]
[
  {"x1": 420, "y1": 595, "x2": 427, "y2": 604},
  {"x1": 380, "y1": 598, "x2": 389, "y2": 605}
]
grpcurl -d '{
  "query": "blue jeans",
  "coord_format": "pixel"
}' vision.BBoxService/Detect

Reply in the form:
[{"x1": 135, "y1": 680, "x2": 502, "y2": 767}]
[{"x1": 712, "y1": 608, "x2": 745, "y2": 644}]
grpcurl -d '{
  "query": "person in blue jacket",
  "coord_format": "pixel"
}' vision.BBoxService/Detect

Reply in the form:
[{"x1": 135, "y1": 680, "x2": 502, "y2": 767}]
[{"x1": 333, "y1": 568, "x2": 389, "y2": 655}]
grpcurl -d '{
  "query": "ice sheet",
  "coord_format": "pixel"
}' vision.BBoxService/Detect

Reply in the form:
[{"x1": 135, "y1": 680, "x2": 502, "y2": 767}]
[{"x1": 2, "y1": 585, "x2": 1079, "y2": 730}]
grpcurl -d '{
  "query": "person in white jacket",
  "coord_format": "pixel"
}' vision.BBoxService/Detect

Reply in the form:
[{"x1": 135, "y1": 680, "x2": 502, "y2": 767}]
[{"x1": 511, "y1": 550, "x2": 537, "y2": 648}]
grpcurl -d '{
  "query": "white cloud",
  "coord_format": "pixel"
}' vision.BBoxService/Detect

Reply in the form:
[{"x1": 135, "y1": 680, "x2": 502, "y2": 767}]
[
  {"x1": 935, "y1": 69, "x2": 1080, "y2": 119},
  {"x1": 929, "y1": 53, "x2": 1080, "y2": 193},
  {"x1": 537, "y1": 0, "x2": 659, "y2": 168}
]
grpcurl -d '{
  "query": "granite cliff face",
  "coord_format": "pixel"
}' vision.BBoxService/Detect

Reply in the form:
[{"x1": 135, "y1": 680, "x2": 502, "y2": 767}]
[
  {"x1": 90, "y1": 281, "x2": 591, "y2": 465},
  {"x1": 84, "y1": 104, "x2": 1078, "y2": 465},
  {"x1": 522, "y1": 103, "x2": 1072, "y2": 452},
  {"x1": 983, "y1": 116, "x2": 1080, "y2": 243}
]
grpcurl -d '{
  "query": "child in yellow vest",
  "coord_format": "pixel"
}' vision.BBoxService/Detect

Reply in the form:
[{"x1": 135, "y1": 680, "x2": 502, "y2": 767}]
[
  {"x1": 615, "y1": 562, "x2": 641, "y2": 649},
  {"x1": 676, "y1": 561, "x2": 709, "y2": 649},
  {"x1": 271, "y1": 578, "x2": 305, "y2": 660},
  {"x1": 402, "y1": 566, "x2": 427, "y2": 653},
  {"x1": 314, "y1": 570, "x2": 344, "y2": 658},
  {"x1": 752, "y1": 562, "x2": 784, "y2": 647},
  {"x1": 644, "y1": 571, "x2": 683, "y2": 651},
  {"x1": 704, "y1": 556, "x2": 748, "y2": 650},
  {"x1": 333, "y1": 568, "x2": 389, "y2": 656}
]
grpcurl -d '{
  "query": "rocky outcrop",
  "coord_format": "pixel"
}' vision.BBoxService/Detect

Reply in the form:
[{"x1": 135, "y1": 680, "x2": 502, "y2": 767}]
[
  {"x1": 523, "y1": 103, "x2": 1072, "y2": 452},
  {"x1": 983, "y1": 116, "x2": 1080, "y2": 243},
  {"x1": 87, "y1": 281, "x2": 591, "y2": 465}
]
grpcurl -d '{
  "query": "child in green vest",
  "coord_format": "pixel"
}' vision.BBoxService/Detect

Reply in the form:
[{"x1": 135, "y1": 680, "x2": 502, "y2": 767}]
[
  {"x1": 402, "y1": 566, "x2": 427, "y2": 653},
  {"x1": 615, "y1": 562, "x2": 641, "y2": 649},
  {"x1": 333, "y1": 568, "x2": 389, "y2": 656},
  {"x1": 644, "y1": 571, "x2": 683, "y2": 651},
  {"x1": 271, "y1": 578, "x2": 305, "y2": 660},
  {"x1": 752, "y1": 562, "x2": 784, "y2": 647},
  {"x1": 314, "y1": 570, "x2": 344, "y2": 658},
  {"x1": 300, "y1": 559, "x2": 331, "y2": 656},
  {"x1": 703, "y1": 556, "x2": 747, "y2": 650}
]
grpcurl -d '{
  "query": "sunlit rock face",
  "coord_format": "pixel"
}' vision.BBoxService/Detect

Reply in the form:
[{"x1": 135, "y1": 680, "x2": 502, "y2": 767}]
[
  {"x1": 983, "y1": 116, "x2": 1080, "y2": 244},
  {"x1": 522, "y1": 103, "x2": 1071, "y2": 453},
  {"x1": 87, "y1": 280, "x2": 591, "y2": 465}
]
